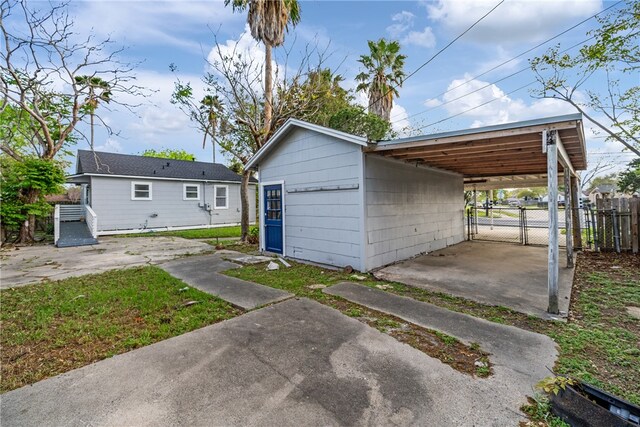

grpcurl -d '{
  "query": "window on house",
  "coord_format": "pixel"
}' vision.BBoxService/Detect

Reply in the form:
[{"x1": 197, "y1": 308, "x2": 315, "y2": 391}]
[
  {"x1": 214, "y1": 185, "x2": 228, "y2": 209},
  {"x1": 131, "y1": 182, "x2": 152, "y2": 200},
  {"x1": 183, "y1": 184, "x2": 200, "y2": 200}
]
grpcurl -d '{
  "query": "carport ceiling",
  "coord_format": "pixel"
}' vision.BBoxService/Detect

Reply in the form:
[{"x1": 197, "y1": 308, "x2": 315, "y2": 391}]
[{"x1": 368, "y1": 114, "x2": 586, "y2": 181}]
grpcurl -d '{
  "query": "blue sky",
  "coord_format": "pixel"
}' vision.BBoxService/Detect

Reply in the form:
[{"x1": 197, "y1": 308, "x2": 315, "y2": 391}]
[{"x1": 55, "y1": 0, "x2": 636, "y2": 172}]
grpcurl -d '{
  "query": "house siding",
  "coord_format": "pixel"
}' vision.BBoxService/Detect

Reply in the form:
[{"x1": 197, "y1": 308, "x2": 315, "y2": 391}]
[
  {"x1": 258, "y1": 127, "x2": 363, "y2": 270},
  {"x1": 90, "y1": 176, "x2": 256, "y2": 232},
  {"x1": 364, "y1": 155, "x2": 464, "y2": 270}
]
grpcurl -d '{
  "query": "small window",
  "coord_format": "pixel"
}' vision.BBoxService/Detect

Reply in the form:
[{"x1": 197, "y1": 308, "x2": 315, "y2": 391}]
[
  {"x1": 131, "y1": 181, "x2": 152, "y2": 200},
  {"x1": 214, "y1": 185, "x2": 228, "y2": 209},
  {"x1": 183, "y1": 184, "x2": 200, "y2": 201}
]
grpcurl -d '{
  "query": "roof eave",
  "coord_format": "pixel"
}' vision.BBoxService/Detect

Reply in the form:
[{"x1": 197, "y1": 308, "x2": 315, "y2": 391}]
[{"x1": 374, "y1": 113, "x2": 584, "y2": 149}]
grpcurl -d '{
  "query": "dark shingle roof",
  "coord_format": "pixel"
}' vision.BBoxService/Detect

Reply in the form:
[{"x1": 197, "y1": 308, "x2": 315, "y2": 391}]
[{"x1": 75, "y1": 150, "x2": 255, "y2": 183}]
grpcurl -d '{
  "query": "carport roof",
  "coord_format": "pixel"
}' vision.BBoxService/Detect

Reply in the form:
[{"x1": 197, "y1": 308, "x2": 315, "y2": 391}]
[{"x1": 368, "y1": 113, "x2": 586, "y2": 188}]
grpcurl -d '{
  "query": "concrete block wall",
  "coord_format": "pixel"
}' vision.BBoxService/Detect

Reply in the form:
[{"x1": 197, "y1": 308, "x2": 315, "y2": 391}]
[{"x1": 364, "y1": 155, "x2": 464, "y2": 270}]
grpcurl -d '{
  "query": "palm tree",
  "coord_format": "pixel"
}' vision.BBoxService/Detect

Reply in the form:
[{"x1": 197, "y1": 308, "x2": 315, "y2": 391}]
[
  {"x1": 356, "y1": 39, "x2": 406, "y2": 122},
  {"x1": 200, "y1": 94, "x2": 224, "y2": 162},
  {"x1": 75, "y1": 76, "x2": 111, "y2": 148},
  {"x1": 225, "y1": 0, "x2": 301, "y2": 137}
]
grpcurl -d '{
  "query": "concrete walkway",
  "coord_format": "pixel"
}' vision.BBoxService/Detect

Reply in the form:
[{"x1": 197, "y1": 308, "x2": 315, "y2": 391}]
[
  {"x1": 2, "y1": 298, "x2": 534, "y2": 426},
  {"x1": 325, "y1": 282, "x2": 558, "y2": 399},
  {"x1": 1, "y1": 237, "x2": 214, "y2": 289},
  {"x1": 159, "y1": 254, "x2": 292, "y2": 310}
]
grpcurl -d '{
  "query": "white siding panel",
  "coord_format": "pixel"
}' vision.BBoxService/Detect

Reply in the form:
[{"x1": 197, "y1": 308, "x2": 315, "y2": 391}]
[
  {"x1": 364, "y1": 155, "x2": 464, "y2": 270},
  {"x1": 258, "y1": 127, "x2": 363, "y2": 270},
  {"x1": 91, "y1": 176, "x2": 256, "y2": 232}
]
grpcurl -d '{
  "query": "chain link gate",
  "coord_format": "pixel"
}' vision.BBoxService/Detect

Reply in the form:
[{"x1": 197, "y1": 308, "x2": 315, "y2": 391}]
[{"x1": 466, "y1": 205, "x2": 583, "y2": 247}]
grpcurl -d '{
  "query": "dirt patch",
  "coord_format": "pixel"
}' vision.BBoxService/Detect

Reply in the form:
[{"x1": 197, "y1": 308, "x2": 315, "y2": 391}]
[{"x1": 327, "y1": 298, "x2": 492, "y2": 378}]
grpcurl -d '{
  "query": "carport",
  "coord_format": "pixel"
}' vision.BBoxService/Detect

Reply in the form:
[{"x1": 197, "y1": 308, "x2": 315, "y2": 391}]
[{"x1": 367, "y1": 113, "x2": 587, "y2": 314}]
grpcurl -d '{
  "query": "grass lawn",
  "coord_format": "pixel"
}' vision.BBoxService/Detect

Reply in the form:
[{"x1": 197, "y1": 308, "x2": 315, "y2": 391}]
[
  {"x1": 116, "y1": 225, "x2": 242, "y2": 239},
  {"x1": 225, "y1": 262, "x2": 491, "y2": 378},
  {"x1": 225, "y1": 252, "x2": 640, "y2": 405},
  {"x1": 1, "y1": 267, "x2": 240, "y2": 393}
]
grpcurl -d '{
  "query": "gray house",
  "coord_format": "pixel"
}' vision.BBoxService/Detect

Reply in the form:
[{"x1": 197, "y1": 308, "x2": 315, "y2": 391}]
[
  {"x1": 67, "y1": 150, "x2": 256, "y2": 235},
  {"x1": 246, "y1": 120, "x2": 464, "y2": 272}
]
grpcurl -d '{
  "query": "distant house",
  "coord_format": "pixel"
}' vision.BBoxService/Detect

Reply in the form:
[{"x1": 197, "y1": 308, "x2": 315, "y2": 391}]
[
  {"x1": 66, "y1": 150, "x2": 256, "y2": 235},
  {"x1": 588, "y1": 184, "x2": 619, "y2": 203}
]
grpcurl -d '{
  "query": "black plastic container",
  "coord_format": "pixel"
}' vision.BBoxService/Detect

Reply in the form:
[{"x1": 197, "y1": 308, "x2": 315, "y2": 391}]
[{"x1": 551, "y1": 382, "x2": 640, "y2": 427}]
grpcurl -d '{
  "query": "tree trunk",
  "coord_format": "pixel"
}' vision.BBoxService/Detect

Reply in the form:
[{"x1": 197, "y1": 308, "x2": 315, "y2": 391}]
[
  {"x1": 90, "y1": 112, "x2": 95, "y2": 148},
  {"x1": 240, "y1": 170, "x2": 251, "y2": 242},
  {"x1": 18, "y1": 218, "x2": 31, "y2": 243},
  {"x1": 264, "y1": 44, "x2": 273, "y2": 136},
  {"x1": 17, "y1": 188, "x2": 39, "y2": 244}
]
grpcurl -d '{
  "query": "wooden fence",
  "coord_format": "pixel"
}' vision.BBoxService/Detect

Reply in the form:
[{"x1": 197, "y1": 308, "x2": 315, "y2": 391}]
[{"x1": 593, "y1": 197, "x2": 640, "y2": 253}]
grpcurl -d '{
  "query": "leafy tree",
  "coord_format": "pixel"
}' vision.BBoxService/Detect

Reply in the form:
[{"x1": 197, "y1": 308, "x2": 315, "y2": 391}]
[
  {"x1": 530, "y1": 1, "x2": 640, "y2": 156},
  {"x1": 618, "y1": 158, "x2": 640, "y2": 194},
  {"x1": 225, "y1": 0, "x2": 301, "y2": 136},
  {"x1": 0, "y1": 156, "x2": 65, "y2": 243},
  {"x1": 1, "y1": 0, "x2": 146, "y2": 242},
  {"x1": 516, "y1": 188, "x2": 546, "y2": 199},
  {"x1": 356, "y1": 39, "x2": 406, "y2": 122},
  {"x1": 141, "y1": 148, "x2": 196, "y2": 161},
  {"x1": 171, "y1": 38, "x2": 337, "y2": 241},
  {"x1": 328, "y1": 105, "x2": 391, "y2": 141}
]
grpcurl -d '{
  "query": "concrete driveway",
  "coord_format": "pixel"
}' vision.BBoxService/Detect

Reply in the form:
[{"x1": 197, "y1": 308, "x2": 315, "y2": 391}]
[
  {"x1": 375, "y1": 240, "x2": 573, "y2": 318},
  {"x1": 2, "y1": 298, "x2": 538, "y2": 426},
  {"x1": 0, "y1": 237, "x2": 213, "y2": 288}
]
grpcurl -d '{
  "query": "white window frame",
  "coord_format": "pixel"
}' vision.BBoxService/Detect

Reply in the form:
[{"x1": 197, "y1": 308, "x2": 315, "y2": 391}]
[
  {"x1": 131, "y1": 181, "x2": 152, "y2": 200},
  {"x1": 214, "y1": 185, "x2": 229, "y2": 209},
  {"x1": 183, "y1": 183, "x2": 200, "y2": 201}
]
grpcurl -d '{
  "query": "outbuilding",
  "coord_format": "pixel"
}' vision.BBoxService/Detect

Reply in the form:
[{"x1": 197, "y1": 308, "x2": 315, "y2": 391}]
[{"x1": 247, "y1": 114, "x2": 587, "y2": 314}]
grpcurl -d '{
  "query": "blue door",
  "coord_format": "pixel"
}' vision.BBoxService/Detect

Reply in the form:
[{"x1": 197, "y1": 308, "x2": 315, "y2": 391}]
[{"x1": 264, "y1": 185, "x2": 283, "y2": 254}]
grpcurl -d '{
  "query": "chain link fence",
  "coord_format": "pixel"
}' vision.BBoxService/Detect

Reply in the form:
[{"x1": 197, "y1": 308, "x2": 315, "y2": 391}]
[
  {"x1": 466, "y1": 199, "x2": 639, "y2": 253},
  {"x1": 466, "y1": 205, "x2": 573, "y2": 247}
]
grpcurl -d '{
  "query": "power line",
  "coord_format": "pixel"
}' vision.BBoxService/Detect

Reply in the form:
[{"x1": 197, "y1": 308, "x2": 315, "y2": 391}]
[
  {"x1": 359, "y1": 0, "x2": 505, "y2": 123},
  {"x1": 391, "y1": 35, "x2": 595, "y2": 125},
  {"x1": 403, "y1": 0, "x2": 505, "y2": 84},
  {"x1": 390, "y1": 0, "x2": 623, "y2": 122},
  {"x1": 412, "y1": 80, "x2": 537, "y2": 133}
]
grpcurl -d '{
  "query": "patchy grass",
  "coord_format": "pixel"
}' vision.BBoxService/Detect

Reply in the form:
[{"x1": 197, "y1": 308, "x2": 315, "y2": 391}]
[
  {"x1": 520, "y1": 395, "x2": 570, "y2": 427},
  {"x1": 224, "y1": 262, "x2": 492, "y2": 378},
  {"x1": 0, "y1": 267, "x2": 240, "y2": 393},
  {"x1": 550, "y1": 252, "x2": 640, "y2": 404},
  {"x1": 206, "y1": 240, "x2": 260, "y2": 254},
  {"x1": 115, "y1": 225, "x2": 241, "y2": 239}
]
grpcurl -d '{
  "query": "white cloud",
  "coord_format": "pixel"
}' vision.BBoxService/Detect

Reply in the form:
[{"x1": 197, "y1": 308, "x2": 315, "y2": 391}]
[
  {"x1": 207, "y1": 25, "x2": 268, "y2": 91},
  {"x1": 402, "y1": 27, "x2": 436, "y2": 48},
  {"x1": 387, "y1": 11, "x2": 415, "y2": 37},
  {"x1": 391, "y1": 103, "x2": 410, "y2": 134},
  {"x1": 440, "y1": 74, "x2": 577, "y2": 126},
  {"x1": 72, "y1": 1, "x2": 240, "y2": 52},
  {"x1": 93, "y1": 69, "x2": 203, "y2": 147},
  {"x1": 94, "y1": 138, "x2": 123, "y2": 153},
  {"x1": 131, "y1": 109, "x2": 189, "y2": 137},
  {"x1": 426, "y1": 0, "x2": 602, "y2": 44},
  {"x1": 424, "y1": 98, "x2": 443, "y2": 108}
]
